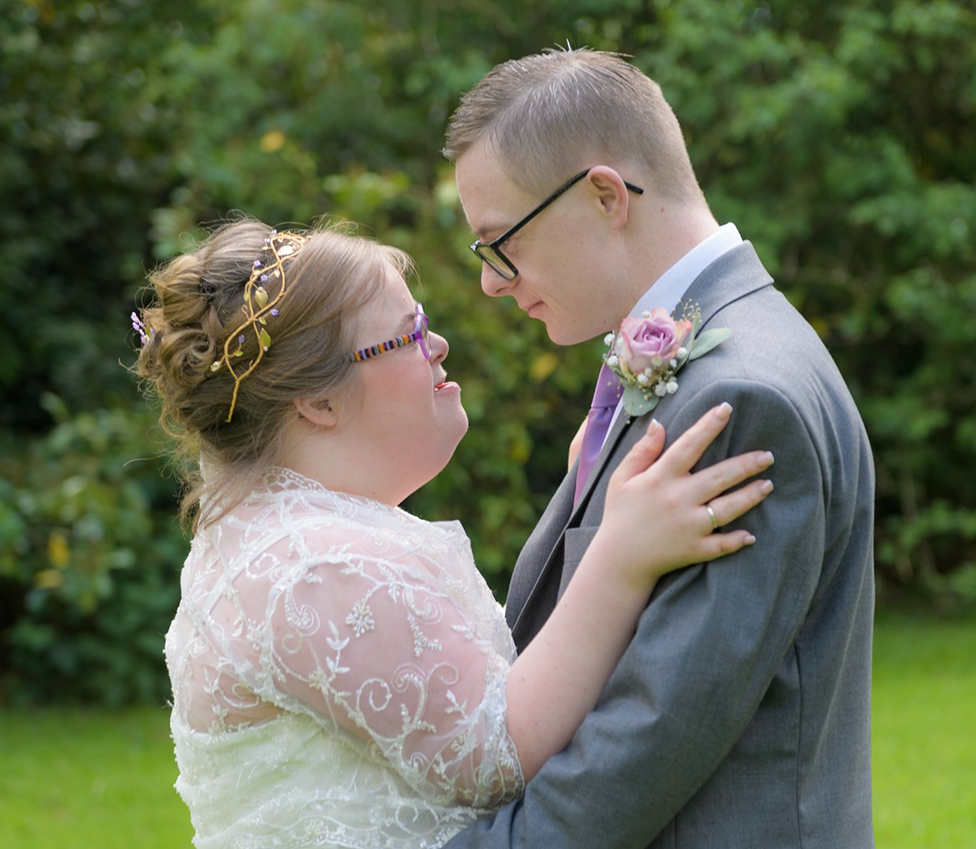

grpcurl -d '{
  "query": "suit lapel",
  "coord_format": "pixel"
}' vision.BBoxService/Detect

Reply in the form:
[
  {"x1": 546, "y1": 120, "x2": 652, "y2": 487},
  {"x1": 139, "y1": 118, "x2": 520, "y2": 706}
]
[
  {"x1": 677, "y1": 241, "x2": 773, "y2": 333},
  {"x1": 507, "y1": 409, "x2": 637, "y2": 647},
  {"x1": 569, "y1": 404, "x2": 636, "y2": 519}
]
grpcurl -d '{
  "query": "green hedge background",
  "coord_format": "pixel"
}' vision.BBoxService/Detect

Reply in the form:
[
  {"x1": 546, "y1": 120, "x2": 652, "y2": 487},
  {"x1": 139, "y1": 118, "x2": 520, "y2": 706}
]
[{"x1": 2, "y1": 0, "x2": 975, "y2": 706}]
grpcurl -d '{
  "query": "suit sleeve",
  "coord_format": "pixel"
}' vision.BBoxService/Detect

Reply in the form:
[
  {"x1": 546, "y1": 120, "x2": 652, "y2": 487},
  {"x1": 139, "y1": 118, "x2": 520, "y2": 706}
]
[{"x1": 446, "y1": 378, "x2": 824, "y2": 847}]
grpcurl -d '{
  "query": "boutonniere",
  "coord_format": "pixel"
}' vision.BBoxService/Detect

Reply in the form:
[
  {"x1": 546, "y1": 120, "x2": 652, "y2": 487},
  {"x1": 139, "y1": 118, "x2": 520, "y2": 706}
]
[{"x1": 603, "y1": 306, "x2": 731, "y2": 417}]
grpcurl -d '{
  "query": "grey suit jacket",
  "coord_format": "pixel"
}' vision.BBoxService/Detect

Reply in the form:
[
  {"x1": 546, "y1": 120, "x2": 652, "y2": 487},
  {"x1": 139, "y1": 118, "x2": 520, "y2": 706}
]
[{"x1": 447, "y1": 242, "x2": 875, "y2": 848}]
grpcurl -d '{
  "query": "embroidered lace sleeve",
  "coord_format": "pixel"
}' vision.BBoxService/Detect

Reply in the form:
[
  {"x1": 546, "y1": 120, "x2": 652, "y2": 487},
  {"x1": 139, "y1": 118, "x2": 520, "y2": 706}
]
[{"x1": 204, "y1": 505, "x2": 524, "y2": 811}]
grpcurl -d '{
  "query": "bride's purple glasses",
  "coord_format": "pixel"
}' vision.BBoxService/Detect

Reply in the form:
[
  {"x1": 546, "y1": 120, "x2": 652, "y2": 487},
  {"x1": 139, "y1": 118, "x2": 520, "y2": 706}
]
[{"x1": 347, "y1": 303, "x2": 431, "y2": 363}]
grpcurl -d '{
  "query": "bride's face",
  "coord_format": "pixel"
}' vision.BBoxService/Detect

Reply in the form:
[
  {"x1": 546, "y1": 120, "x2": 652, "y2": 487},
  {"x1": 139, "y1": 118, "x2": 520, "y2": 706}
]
[{"x1": 342, "y1": 265, "x2": 468, "y2": 502}]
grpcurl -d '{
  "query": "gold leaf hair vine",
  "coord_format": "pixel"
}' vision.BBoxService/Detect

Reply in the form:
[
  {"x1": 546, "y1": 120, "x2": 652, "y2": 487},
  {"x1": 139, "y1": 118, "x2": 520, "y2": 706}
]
[{"x1": 209, "y1": 229, "x2": 308, "y2": 422}]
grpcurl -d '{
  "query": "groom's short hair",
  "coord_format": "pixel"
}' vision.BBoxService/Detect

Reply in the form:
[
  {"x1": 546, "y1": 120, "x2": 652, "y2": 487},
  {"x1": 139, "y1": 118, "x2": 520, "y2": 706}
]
[{"x1": 443, "y1": 47, "x2": 704, "y2": 203}]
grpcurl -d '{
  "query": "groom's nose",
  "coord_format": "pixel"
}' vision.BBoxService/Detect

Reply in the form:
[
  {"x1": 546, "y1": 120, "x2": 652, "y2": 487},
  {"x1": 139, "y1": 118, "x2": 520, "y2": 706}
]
[{"x1": 481, "y1": 263, "x2": 513, "y2": 297}]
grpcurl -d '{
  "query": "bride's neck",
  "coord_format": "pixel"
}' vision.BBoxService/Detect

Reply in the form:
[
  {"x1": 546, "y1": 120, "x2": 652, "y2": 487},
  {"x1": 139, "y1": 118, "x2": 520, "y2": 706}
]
[{"x1": 277, "y1": 420, "x2": 419, "y2": 507}]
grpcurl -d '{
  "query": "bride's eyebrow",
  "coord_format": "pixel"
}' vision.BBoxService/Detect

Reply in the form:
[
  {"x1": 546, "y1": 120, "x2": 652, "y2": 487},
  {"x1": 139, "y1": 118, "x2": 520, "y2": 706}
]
[{"x1": 394, "y1": 311, "x2": 416, "y2": 333}]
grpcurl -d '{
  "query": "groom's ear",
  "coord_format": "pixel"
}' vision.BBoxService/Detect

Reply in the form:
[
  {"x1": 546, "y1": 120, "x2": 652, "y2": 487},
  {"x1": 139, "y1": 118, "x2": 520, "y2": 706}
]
[
  {"x1": 293, "y1": 395, "x2": 339, "y2": 428},
  {"x1": 586, "y1": 166, "x2": 632, "y2": 229}
]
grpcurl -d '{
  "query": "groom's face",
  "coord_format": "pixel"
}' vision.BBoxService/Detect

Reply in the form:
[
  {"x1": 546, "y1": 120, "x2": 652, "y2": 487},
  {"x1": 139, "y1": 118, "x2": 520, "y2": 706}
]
[{"x1": 455, "y1": 142, "x2": 626, "y2": 346}]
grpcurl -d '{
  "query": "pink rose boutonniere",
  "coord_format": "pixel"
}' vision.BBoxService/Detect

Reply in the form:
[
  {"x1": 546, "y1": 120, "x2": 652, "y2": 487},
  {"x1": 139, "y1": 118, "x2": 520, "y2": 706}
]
[{"x1": 604, "y1": 306, "x2": 731, "y2": 416}]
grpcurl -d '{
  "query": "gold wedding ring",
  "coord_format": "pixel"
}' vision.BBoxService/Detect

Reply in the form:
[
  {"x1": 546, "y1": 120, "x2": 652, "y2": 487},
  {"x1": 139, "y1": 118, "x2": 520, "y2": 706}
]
[{"x1": 706, "y1": 504, "x2": 719, "y2": 530}]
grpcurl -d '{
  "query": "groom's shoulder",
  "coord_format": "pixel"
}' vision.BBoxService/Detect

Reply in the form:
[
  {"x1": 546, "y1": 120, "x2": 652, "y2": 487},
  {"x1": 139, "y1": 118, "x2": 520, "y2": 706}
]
[
  {"x1": 709, "y1": 282, "x2": 847, "y2": 396},
  {"x1": 663, "y1": 269, "x2": 868, "y2": 455},
  {"x1": 688, "y1": 243, "x2": 836, "y2": 389}
]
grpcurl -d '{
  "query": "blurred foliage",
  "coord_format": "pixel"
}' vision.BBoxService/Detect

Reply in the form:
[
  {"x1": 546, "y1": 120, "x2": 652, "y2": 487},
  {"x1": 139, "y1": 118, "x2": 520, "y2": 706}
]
[
  {"x1": 0, "y1": 395, "x2": 185, "y2": 706},
  {"x1": 1, "y1": 0, "x2": 975, "y2": 703}
]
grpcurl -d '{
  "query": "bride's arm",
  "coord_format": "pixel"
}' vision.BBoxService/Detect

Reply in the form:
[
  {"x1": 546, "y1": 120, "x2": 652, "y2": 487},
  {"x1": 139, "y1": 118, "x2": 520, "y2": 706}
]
[
  {"x1": 248, "y1": 405, "x2": 770, "y2": 806},
  {"x1": 505, "y1": 404, "x2": 773, "y2": 780}
]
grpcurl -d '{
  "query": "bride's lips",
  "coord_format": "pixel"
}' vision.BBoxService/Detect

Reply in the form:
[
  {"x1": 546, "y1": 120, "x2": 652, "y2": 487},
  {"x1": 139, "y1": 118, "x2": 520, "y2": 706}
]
[{"x1": 434, "y1": 381, "x2": 460, "y2": 393}]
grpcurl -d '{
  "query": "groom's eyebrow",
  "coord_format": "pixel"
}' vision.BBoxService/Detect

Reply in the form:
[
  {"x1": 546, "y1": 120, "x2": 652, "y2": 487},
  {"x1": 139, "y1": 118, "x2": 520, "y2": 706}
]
[
  {"x1": 467, "y1": 210, "x2": 510, "y2": 242},
  {"x1": 474, "y1": 220, "x2": 507, "y2": 241}
]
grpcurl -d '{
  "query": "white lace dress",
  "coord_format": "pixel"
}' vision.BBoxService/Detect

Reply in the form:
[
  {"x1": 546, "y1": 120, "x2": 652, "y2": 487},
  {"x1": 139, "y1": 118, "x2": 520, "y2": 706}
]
[{"x1": 165, "y1": 469, "x2": 524, "y2": 849}]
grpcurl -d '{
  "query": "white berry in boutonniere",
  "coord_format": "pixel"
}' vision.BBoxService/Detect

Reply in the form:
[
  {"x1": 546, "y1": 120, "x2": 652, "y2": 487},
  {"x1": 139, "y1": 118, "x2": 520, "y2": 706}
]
[{"x1": 603, "y1": 306, "x2": 731, "y2": 417}]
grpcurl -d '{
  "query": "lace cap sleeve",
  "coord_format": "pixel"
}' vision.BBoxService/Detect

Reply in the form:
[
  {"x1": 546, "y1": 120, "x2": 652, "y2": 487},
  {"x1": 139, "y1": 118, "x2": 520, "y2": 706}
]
[{"x1": 225, "y1": 510, "x2": 524, "y2": 809}]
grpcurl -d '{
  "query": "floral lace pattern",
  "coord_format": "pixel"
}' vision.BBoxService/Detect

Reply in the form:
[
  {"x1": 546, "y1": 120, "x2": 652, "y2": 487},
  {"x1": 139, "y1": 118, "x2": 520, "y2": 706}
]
[{"x1": 166, "y1": 469, "x2": 524, "y2": 848}]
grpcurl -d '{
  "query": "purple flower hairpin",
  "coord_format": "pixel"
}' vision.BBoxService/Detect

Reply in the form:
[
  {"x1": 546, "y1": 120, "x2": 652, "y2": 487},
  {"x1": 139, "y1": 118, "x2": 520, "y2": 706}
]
[{"x1": 130, "y1": 311, "x2": 153, "y2": 346}]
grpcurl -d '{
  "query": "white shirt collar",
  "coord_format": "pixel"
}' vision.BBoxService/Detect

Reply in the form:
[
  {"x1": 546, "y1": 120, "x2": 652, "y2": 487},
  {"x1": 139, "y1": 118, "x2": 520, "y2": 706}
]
[{"x1": 630, "y1": 223, "x2": 743, "y2": 317}]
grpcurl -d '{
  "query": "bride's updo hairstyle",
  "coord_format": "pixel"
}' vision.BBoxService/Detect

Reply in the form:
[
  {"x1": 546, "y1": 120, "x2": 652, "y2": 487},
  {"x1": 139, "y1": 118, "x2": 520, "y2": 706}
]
[{"x1": 134, "y1": 218, "x2": 411, "y2": 527}]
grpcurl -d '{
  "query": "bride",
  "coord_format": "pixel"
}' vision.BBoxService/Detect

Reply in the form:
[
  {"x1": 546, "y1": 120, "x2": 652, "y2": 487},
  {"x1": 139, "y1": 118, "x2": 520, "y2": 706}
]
[{"x1": 132, "y1": 219, "x2": 773, "y2": 849}]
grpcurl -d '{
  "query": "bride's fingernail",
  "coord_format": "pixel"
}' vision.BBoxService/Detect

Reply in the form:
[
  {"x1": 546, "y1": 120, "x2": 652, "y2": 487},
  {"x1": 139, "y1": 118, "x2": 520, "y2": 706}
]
[
  {"x1": 744, "y1": 534, "x2": 757, "y2": 545},
  {"x1": 647, "y1": 418, "x2": 661, "y2": 435},
  {"x1": 715, "y1": 402, "x2": 733, "y2": 420}
]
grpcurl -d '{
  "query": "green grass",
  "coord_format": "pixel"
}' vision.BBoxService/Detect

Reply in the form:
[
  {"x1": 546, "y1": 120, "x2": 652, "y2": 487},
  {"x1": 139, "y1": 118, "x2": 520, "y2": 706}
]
[
  {"x1": 0, "y1": 705, "x2": 192, "y2": 849},
  {"x1": 1, "y1": 615, "x2": 973, "y2": 848},
  {"x1": 872, "y1": 613, "x2": 976, "y2": 847}
]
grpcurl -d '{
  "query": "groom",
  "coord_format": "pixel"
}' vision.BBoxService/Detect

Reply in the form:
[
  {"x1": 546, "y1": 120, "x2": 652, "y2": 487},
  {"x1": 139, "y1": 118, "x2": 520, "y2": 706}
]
[{"x1": 443, "y1": 49, "x2": 875, "y2": 847}]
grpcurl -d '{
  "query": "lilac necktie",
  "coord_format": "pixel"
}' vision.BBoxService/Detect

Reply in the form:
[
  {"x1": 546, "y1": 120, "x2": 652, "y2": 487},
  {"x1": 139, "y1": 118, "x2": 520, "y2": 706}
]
[{"x1": 574, "y1": 364, "x2": 623, "y2": 505}]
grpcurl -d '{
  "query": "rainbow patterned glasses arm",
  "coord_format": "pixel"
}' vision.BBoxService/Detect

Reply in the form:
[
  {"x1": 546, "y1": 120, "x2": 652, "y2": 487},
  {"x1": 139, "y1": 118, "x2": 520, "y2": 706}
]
[{"x1": 347, "y1": 303, "x2": 431, "y2": 363}]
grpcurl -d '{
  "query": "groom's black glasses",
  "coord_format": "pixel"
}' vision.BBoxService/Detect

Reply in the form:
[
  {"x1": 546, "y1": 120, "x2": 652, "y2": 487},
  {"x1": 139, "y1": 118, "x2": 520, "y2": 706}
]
[{"x1": 469, "y1": 168, "x2": 645, "y2": 281}]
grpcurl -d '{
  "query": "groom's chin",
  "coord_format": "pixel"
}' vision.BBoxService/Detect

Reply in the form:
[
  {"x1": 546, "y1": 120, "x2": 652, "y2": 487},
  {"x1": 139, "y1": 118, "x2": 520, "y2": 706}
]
[
  {"x1": 542, "y1": 322, "x2": 578, "y2": 347},
  {"x1": 544, "y1": 323, "x2": 606, "y2": 348}
]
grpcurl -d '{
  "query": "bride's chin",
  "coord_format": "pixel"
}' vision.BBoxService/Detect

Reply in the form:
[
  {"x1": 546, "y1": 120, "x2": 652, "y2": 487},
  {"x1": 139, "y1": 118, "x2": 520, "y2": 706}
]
[
  {"x1": 440, "y1": 404, "x2": 469, "y2": 444},
  {"x1": 451, "y1": 418, "x2": 469, "y2": 454},
  {"x1": 435, "y1": 426, "x2": 469, "y2": 475}
]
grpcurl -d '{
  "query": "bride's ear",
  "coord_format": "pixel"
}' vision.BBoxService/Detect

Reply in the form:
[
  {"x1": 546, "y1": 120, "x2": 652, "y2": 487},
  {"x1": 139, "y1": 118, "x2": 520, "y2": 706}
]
[{"x1": 293, "y1": 395, "x2": 339, "y2": 428}]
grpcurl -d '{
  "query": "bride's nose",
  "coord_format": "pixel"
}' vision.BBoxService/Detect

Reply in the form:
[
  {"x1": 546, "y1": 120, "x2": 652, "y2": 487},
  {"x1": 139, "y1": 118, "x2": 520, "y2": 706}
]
[{"x1": 429, "y1": 331, "x2": 449, "y2": 365}]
